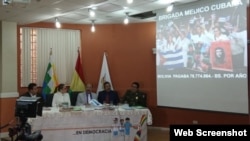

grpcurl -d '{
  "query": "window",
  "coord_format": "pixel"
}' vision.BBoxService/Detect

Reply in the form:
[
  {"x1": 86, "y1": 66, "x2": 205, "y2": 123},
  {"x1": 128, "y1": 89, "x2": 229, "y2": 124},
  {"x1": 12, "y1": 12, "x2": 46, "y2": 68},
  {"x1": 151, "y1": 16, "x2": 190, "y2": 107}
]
[
  {"x1": 20, "y1": 27, "x2": 81, "y2": 87},
  {"x1": 20, "y1": 28, "x2": 38, "y2": 83}
]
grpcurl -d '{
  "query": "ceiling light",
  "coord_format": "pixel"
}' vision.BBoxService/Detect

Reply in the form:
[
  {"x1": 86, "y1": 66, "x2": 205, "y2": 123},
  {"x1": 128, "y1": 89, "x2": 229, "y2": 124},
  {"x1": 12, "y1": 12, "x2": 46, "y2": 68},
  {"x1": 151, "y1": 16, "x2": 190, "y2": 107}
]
[
  {"x1": 89, "y1": 9, "x2": 95, "y2": 17},
  {"x1": 124, "y1": 13, "x2": 129, "y2": 25},
  {"x1": 55, "y1": 18, "x2": 61, "y2": 28},
  {"x1": 127, "y1": 0, "x2": 133, "y2": 4},
  {"x1": 91, "y1": 20, "x2": 95, "y2": 32},
  {"x1": 166, "y1": 4, "x2": 173, "y2": 12},
  {"x1": 124, "y1": 17, "x2": 129, "y2": 24}
]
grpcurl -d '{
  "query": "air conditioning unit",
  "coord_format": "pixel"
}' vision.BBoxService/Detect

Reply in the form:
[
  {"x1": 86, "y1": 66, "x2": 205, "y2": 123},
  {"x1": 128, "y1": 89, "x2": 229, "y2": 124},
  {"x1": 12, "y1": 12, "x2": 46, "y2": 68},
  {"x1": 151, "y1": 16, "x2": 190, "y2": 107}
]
[{"x1": 2, "y1": 0, "x2": 11, "y2": 5}]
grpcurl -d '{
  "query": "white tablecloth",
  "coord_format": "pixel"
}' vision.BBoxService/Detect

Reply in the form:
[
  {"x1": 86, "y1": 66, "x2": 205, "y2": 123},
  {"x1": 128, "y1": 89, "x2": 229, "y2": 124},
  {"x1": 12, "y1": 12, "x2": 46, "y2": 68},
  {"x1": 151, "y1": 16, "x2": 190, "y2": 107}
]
[{"x1": 29, "y1": 106, "x2": 152, "y2": 141}]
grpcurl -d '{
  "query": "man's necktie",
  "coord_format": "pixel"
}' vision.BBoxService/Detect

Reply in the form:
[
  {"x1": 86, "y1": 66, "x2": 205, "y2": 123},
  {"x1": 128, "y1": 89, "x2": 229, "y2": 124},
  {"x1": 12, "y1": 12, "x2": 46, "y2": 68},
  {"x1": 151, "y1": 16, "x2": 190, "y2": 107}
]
[
  {"x1": 86, "y1": 93, "x2": 89, "y2": 104},
  {"x1": 105, "y1": 93, "x2": 110, "y2": 103}
]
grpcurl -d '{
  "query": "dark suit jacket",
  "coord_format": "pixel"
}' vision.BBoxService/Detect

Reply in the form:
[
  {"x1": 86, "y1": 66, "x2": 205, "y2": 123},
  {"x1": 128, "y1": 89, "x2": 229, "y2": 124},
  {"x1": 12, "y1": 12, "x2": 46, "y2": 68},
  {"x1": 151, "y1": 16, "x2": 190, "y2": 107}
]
[
  {"x1": 97, "y1": 90, "x2": 120, "y2": 105},
  {"x1": 21, "y1": 92, "x2": 44, "y2": 106}
]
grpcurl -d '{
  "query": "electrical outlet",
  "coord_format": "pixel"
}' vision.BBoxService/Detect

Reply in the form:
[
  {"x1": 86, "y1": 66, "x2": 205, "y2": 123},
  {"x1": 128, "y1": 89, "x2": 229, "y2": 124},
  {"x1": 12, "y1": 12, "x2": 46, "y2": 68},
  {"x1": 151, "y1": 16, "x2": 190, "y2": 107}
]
[{"x1": 192, "y1": 120, "x2": 198, "y2": 124}]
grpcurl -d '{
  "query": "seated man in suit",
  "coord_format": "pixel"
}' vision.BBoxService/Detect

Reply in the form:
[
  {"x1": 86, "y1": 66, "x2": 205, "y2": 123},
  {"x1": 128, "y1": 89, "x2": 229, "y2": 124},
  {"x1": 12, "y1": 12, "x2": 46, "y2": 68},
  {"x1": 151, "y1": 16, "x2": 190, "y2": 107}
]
[
  {"x1": 21, "y1": 83, "x2": 44, "y2": 105},
  {"x1": 76, "y1": 83, "x2": 97, "y2": 106},
  {"x1": 97, "y1": 81, "x2": 120, "y2": 105},
  {"x1": 122, "y1": 82, "x2": 147, "y2": 107}
]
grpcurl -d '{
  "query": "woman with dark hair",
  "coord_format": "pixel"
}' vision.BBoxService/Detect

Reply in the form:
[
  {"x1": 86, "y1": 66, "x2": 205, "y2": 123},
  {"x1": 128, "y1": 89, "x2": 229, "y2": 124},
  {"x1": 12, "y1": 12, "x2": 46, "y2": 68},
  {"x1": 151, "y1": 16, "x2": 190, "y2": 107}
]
[{"x1": 52, "y1": 83, "x2": 71, "y2": 107}]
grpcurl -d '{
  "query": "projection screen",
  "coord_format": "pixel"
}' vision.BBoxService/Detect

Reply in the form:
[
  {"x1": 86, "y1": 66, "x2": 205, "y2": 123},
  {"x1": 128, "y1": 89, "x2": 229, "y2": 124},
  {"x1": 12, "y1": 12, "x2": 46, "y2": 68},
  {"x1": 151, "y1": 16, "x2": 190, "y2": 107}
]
[{"x1": 156, "y1": 0, "x2": 248, "y2": 114}]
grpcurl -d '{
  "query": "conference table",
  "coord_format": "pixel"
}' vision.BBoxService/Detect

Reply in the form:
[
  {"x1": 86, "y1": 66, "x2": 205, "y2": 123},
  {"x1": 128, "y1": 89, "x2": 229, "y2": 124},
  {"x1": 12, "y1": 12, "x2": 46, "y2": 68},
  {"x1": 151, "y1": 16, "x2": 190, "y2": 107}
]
[{"x1": 29, "y1": 105, "x2": 152, "y2": 141}]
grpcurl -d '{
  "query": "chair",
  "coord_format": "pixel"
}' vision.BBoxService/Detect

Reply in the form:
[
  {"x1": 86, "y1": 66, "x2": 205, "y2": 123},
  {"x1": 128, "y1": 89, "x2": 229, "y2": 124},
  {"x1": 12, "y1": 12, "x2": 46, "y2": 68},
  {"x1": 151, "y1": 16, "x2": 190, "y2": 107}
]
[
  {"x1": 70, "y1": 91, "x2": 81, "y2": 106},
  {"x1": 44, "y1": 94, "x2": 54, "y2": 107}
]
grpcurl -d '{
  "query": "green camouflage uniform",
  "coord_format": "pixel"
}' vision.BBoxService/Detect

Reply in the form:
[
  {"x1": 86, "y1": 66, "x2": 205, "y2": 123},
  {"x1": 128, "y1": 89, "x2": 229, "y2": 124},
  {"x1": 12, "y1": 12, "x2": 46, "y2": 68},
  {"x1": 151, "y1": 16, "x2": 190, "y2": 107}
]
[{"x1": 122, "y1": 90, "x2": 147, "y2": 107}]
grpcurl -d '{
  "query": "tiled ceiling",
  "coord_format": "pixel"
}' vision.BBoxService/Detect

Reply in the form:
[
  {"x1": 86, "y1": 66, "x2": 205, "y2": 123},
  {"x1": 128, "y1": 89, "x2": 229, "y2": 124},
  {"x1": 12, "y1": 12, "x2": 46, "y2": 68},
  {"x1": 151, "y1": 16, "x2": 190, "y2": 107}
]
[{"x1": 0, "y1": 0, "x2": 200, "y2": 25}]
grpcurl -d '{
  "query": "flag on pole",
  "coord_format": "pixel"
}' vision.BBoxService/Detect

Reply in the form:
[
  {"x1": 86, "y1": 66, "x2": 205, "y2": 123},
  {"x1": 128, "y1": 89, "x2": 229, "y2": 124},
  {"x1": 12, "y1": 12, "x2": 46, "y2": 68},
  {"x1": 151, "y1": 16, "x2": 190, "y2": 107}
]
[
  {"x1": 96, "y1": 52, "x2": 113, "y2": 93},
  {"x1": 42, "y1": 49, "x2": 59, "y2": 100},
  {"x1": 69, "y1": 50, "x2": 85, "y2": 93}
]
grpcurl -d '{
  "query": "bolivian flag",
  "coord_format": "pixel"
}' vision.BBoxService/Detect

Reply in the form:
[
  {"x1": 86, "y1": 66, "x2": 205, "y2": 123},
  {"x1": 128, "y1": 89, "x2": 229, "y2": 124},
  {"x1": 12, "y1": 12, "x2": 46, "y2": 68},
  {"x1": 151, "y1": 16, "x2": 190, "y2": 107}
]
[{"x1": 69, "y1": 50, "x2": 85, "y2": 93}]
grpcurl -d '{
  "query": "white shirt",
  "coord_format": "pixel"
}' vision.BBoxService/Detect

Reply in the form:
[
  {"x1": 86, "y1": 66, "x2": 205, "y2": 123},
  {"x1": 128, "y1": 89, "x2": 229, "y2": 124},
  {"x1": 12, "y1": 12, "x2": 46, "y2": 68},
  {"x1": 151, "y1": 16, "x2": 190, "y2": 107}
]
[
  {"x1": 29, "y1": 93, "x2": 37, "y2": 98},
  {"x1": 214, "y1": 34, "x2": 229, "y2": 41},
  {"x1": 52, "y1": 92, "x2": 71, "y2": 107}
]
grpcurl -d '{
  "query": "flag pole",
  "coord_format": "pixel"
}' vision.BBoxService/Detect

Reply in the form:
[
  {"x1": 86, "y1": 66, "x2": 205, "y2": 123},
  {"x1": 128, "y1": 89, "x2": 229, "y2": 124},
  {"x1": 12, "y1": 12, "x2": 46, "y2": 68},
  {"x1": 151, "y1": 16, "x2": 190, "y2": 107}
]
[
  {"x1": 69, "y1": 48, "x2": 85, "y2": 94},
  {"x1": 96, "y1": 51, "x2": 113, "y2": 93},
  {"x1": 104, "y1": 50, "x2": 108, "y2": 57},
  {"x1": 50, "y1": 48, "x2": 52, "y2": 55},
  {"x1": 42, "y1": 48, "x2": 58, "y2": 101}
]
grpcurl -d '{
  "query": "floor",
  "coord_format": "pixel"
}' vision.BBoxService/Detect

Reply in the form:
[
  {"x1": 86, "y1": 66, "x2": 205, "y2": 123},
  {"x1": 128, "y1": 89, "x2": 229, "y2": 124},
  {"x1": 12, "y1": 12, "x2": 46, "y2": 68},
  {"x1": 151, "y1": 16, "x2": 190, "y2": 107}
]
[
  {"x1": 1, "y1": 126, "x2": 169, "y2": 141},
  {"x1": 148, "y1": 127, "x2": 169, "y2": 141}
]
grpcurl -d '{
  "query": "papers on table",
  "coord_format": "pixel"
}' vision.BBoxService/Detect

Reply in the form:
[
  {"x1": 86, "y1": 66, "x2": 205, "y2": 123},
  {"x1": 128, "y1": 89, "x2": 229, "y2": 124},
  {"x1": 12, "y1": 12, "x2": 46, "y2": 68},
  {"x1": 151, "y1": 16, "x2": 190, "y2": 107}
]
[
  {"x1": 89, "y1": 99, "x2": 102, "y2": 106},
  {"x1": 131, "y1": 106, "x2": 146, "y2": 109},
  {"x1": 120, "y1": 104, "x2": 146, "y2": 110},
  {"x1": 121, "y1": 104, "x2": 134, "y2": 110}
]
